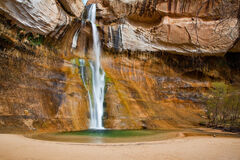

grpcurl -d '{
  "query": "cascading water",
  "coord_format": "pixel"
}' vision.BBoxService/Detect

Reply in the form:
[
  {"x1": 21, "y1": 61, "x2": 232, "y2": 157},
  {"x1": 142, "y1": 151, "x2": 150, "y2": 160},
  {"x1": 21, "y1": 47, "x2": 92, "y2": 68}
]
[
  {"x1": 88, "y1": 4, "x2": 105, "y2": 129},
  {"x1": 72, "y1": 3, "x2": 105, "y2": 130},
  {"x1": 72, "y1": 29, "x2": 80, "y2": 48},
  {"x1": 82, "y1": 0, "x2": 88, "y2": 6}
]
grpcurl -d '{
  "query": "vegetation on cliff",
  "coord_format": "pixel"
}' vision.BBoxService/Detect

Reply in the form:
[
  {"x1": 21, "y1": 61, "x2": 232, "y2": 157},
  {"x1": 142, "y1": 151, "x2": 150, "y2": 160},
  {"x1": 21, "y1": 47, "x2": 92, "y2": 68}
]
[{"x1": 206, "y1": 82, "x2": 240, "y2": 131}]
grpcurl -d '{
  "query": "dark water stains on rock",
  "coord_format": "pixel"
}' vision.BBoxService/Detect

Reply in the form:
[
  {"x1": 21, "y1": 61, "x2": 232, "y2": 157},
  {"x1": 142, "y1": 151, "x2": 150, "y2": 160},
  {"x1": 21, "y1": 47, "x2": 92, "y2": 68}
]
[{"x1": 0, "y1": 17, "x2": 89, "y2": 133}]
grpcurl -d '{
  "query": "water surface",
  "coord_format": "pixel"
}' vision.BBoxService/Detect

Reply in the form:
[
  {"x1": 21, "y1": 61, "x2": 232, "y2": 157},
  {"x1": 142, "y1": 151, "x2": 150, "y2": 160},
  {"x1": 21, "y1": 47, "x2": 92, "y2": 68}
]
[{"x1": 32, "y1": 129, "x2": 179, "y2": 143}]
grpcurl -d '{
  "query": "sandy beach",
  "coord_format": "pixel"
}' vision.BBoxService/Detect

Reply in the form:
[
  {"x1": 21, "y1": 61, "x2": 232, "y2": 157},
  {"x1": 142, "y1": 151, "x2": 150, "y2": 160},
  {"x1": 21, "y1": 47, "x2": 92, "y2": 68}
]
[{"x1": 0, "y1": 134, "x2": 239, "y2": 160}]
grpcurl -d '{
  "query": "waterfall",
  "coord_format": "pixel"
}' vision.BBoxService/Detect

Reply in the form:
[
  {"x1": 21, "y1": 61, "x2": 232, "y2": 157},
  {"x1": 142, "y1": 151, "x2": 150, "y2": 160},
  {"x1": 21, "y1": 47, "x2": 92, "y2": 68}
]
[
  {"x1": 88, "y1": 4, "x2": 105, "y2": 130},
  {"x1": 79, "y1": 59, "x2": 94, "y2": 128},
  {"x1": 82, "y1": 0, "x2": 88, "y2": 6},
  {"x1": 72, "y1": 4, "x2": 105, "y2": 130},
  {"x1": 71, "y1": 0, "x2": 88, "y2": 48},
  {"x1": 72, "y1": 29, "x2": 80, "y2": 48}
]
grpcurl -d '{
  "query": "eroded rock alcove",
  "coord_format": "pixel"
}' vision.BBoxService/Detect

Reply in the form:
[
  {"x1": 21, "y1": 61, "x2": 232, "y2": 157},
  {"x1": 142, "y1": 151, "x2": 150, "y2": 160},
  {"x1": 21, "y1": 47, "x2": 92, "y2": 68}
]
[{"x1": 0, "y1": 0, "x2": 239, "y2": 132}]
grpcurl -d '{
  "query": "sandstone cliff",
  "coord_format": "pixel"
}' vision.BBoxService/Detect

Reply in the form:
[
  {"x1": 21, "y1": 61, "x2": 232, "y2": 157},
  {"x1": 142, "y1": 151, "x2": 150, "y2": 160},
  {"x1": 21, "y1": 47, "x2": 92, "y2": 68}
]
[
  {"x1": 98, "y1": 0, "x2": 239, "y2": 55},
  {"x1": 0, "y1": 0, "x2": 239, "y2": 55},
  {"x1": 0, "y1": 0, "x2": 239, "y2": 132},
  {"x1": 0, "y1": 16, "x2": 89, "y2": 132}
]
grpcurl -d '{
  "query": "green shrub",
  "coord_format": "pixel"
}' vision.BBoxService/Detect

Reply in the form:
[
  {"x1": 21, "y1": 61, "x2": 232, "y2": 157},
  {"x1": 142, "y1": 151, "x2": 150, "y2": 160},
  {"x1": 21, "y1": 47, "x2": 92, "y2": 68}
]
[
  {"x1": 27, "y1": 33, "x2": 44, "y2": 46},
  {"x1": 206, "y1": 82, "x2": 240, "y2": 129}
]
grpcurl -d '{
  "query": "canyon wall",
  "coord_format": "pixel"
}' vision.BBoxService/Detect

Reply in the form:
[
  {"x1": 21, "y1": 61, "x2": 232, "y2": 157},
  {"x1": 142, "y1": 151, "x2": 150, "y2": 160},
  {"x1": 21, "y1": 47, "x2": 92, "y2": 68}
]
[
  {"x1": 98, "y1": 0, "x2": 239, "y2": 55},
  {"x1": 0, "y1": 16, "x2": 89, "y2": 132},
  {"x1": 1, "y1": 0, "x2": 239, "y2": 55},
  {"x1": 0, "y1": 0, "x2": 239, "y2": 132}
]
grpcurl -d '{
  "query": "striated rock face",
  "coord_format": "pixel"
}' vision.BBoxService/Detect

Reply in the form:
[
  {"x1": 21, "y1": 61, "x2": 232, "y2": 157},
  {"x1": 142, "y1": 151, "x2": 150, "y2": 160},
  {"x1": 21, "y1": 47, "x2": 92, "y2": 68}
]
[
  {"x1": 102, "y1": 55, "x2": 206, "y2": 129},
  {"x1": 0, "y1": 12, "x2": 240, "y2": 132},
  {"x1": 0, "y1": 0, "x2": 72, "y2": 37},
  {"x1": 0, "y1": 0, "x2": 239, "y2": 55},
  {"x1": 0, "y1": 0, "x2": 239, "y2": 133},
  {"x1": 63, "y1": 22, "x2": 240, "y2": 130},
  {"x1": 0, "y1": 17, "x2": 89, "y2": 133},
  {"x1": 58, "y1": 0, "x2": 84, "y2": 17},
  {"x1": 98, "y1": 0, "x2": 239, "y2": 56},
  {"x1": 101, "y1": 52, "x2": 240, "y2": 129},
  {"x1": 101, "y1": 19, "x2": 238, "y2": 55}
]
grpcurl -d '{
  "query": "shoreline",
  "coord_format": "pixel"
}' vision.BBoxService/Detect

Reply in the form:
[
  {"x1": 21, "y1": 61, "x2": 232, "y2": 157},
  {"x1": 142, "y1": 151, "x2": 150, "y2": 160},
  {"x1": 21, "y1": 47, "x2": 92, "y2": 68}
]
[
  {"x1": 25, "y1": 128, "x2": 240, "y2": 144},
  {"x1": 0, "y1": 133, "x2": 240, "y2": 160}
]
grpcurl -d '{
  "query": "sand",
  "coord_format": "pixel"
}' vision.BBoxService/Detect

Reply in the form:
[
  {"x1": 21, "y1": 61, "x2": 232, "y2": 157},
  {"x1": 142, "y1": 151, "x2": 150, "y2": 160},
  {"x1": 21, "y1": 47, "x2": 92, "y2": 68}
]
[{"x1": 0, "y1": 134, "x2": 240, "y2": 160}]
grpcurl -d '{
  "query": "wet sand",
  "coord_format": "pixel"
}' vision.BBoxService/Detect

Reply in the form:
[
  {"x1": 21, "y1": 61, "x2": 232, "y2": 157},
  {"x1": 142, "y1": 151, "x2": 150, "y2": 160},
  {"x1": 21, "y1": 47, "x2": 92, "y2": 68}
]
[{"x1": 0, "y1": 134, "x2": 240, "y2": 160}]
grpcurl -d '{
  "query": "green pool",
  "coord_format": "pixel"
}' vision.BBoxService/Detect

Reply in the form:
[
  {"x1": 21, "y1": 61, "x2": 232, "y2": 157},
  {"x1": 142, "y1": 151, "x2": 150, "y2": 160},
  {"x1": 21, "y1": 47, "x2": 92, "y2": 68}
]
[
  {"x1": 31, "y1": 129, "x2": 179, "y2": 143},
  {"x1": 58, "y1": 129, "x2": 164, "y2": 137},
  {"x1": 28, "y1": 128, "x2": 240, "y2": 144}
]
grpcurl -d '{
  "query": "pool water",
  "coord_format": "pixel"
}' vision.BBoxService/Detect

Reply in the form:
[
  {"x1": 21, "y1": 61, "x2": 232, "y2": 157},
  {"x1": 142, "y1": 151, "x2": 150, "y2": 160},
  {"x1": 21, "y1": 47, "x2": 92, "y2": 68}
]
[
  {"x1": 58, "y1": 130, "x2": 163, "y2": 137},
  {"x1": 29, "y1": 128, "x2": 239, "y2": 144},
  {"x1": 31, "y1": 129, "x2": 179, "y2": 143}
]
